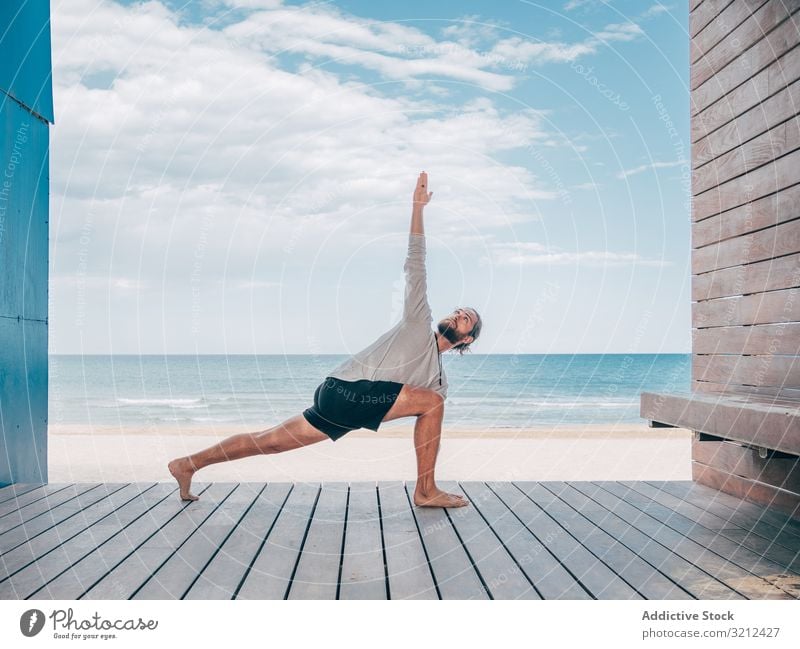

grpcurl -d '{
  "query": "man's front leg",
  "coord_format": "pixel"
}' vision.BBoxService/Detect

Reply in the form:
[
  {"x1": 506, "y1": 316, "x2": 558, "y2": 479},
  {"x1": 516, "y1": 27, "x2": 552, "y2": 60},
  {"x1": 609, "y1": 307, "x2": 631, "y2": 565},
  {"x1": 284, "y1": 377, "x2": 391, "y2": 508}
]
[{"x1": 412, "y1": 402, "x2": 469, "y2": 508}]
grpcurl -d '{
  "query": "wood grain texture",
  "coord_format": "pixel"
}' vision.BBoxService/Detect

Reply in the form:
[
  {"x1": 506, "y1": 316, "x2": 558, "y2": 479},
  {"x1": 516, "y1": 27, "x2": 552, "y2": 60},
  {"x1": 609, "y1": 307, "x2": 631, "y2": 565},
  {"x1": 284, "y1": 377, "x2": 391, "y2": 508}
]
[
  {"x1": 640, "y1": 390, "x2": 800, "y2": 455},
  {"x1": 692, "y1": 187, "x2": 800, "y2": 248},
  {"x1": 692, "y1": 437, "x2": 800, "y2": 494},
  {"x1": 691, "y1": 0, "x2": 790, "y2": 80},
  {"x1": 692, "y1": 148, "x2": 800, "y2": 221},
  {"x1": 692, "y1": 321, "x2": 800, "y2": 354},
  {"x1": 694, "y1": 80, "x2": 800, "y2": 167},
  {"x1": 691, "y1": 10, "x2": 800, "y2": 121},
  {"x1": 693, "y1": 116, "x2": 800, "y2": 194},
  {"x1": 693, "y1": 219, "x2": 800, "y2": 273}
]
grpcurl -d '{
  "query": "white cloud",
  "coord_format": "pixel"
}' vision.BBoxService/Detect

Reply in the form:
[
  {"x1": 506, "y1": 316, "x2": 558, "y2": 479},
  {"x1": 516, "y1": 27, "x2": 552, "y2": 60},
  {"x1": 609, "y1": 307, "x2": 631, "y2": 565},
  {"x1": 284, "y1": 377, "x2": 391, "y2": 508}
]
[
  {"x1": 486, "y1": 242, "x2": 669, "y2": 267},
  {"x1": 616, "y1": 160, "x2": 687, "y2": 179}
]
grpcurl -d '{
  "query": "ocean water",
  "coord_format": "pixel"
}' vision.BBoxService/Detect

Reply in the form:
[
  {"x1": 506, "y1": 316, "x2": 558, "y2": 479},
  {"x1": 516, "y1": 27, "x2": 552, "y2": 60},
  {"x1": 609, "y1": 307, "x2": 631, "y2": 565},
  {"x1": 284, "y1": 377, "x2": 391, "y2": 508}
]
[{"x1": 48, "y1": 354, "x2": 691, "y2": 429}]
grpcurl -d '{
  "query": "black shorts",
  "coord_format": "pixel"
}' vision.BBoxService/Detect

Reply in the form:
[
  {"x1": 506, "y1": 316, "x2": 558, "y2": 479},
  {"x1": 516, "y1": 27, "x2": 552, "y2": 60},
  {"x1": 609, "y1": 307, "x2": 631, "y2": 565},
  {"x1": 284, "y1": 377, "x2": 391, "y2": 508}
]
[{"x1": 302, "y1": 376, "x2": 404, "y2": 441}]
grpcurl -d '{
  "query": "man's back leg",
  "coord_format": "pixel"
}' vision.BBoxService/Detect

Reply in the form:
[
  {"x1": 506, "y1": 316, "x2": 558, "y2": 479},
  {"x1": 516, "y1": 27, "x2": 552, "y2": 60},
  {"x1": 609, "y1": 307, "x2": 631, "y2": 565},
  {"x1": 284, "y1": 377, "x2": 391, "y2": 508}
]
[{"x1": 168, "y1": 414, "x2": 330, "y2": 501}]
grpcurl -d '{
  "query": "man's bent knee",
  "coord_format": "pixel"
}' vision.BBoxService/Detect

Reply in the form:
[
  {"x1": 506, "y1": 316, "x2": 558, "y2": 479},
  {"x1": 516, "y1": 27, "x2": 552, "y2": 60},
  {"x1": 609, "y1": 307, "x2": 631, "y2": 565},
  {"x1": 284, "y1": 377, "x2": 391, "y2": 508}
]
[{"x1": 380, "y1": 385, "x2": 445, "y2": 423}]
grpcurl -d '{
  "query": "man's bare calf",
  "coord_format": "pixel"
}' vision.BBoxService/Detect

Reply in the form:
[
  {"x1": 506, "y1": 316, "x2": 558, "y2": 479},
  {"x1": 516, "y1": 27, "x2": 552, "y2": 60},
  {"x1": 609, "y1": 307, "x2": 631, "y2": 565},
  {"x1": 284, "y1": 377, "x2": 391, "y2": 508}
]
[
  {"x1": 167, "y1": 414, "x2": 329, "y2": 501},
  {"x1": 380, "y1": 384, "x2": 468, "y2": 508}
]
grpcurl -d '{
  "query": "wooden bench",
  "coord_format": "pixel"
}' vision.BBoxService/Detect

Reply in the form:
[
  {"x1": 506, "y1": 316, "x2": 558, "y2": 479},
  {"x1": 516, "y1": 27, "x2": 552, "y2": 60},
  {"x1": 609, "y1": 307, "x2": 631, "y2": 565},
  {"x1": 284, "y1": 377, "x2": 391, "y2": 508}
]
[{"x1": 641, "y1": 390, "x2": 800, "y2": 519}]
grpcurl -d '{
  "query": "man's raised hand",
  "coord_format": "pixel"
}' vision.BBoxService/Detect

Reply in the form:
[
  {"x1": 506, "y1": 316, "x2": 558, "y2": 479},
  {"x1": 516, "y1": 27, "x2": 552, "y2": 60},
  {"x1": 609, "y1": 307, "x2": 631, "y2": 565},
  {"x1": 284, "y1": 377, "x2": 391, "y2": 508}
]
[{"x1": 413, "y1": 171, "x2": 433, "y2": 208}]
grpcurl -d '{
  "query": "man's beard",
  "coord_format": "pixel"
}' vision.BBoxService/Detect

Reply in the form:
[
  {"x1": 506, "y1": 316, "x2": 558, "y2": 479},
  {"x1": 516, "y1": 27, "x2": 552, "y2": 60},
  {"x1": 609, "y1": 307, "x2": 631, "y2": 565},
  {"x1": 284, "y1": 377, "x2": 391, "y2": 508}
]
[{"x1": 437, "y1": 319, "x2": 463, "y2": 345}]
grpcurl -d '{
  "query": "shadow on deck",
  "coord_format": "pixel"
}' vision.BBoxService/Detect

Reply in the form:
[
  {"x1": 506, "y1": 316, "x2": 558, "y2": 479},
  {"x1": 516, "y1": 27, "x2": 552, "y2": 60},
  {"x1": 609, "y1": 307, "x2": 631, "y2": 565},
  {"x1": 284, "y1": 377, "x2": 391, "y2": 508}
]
[{"x1": 1, "y1": 480, "x2": 799, "y2": 600}]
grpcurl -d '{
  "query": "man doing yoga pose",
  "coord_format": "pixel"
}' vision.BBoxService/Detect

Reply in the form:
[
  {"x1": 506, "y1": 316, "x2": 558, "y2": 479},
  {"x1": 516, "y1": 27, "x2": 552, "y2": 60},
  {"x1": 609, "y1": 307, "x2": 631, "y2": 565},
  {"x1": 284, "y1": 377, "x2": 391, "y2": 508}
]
[{"x1": 168, "y1": 171, "x2": 483, "y2": 507}]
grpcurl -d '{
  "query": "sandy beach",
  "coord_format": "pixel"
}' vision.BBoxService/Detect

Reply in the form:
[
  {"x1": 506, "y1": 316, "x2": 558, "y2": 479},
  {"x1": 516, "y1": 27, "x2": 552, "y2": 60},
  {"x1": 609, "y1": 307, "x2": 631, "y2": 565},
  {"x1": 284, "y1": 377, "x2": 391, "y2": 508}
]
[{"x1": 48, "y1": 423, "x2": 693, "y2": 483}]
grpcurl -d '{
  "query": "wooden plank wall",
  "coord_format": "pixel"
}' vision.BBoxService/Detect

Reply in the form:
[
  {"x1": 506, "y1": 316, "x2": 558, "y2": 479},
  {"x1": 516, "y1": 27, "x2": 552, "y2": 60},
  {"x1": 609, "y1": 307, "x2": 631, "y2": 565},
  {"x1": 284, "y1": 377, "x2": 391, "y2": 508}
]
[{"x1": 689, "y1": 0, "x2": 800, "y2": 514}]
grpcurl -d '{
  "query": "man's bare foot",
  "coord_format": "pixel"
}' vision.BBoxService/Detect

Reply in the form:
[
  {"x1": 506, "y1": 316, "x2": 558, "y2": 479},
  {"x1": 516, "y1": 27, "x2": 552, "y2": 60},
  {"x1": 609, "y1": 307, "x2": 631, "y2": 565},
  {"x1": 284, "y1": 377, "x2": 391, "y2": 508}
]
[
  {"x1": 413, "y1": 487, "x2": 469, "y2": 508},
  {"x1": 167, "y1": 458, "x2": 199, "y2": 501}
]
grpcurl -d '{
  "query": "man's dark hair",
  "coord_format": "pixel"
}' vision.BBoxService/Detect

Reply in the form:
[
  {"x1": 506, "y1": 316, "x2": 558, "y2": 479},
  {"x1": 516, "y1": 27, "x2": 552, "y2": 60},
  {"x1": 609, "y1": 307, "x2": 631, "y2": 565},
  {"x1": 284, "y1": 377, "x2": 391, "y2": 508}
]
[{"x1": 452, "y1": 307, "x2": 482, "y2": 356}]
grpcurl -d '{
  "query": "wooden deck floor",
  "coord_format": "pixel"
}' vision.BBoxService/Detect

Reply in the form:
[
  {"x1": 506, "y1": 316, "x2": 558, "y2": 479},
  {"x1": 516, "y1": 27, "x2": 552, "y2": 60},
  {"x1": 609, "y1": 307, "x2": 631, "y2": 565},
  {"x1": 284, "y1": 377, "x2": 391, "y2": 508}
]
[{"x1": 0, "y1": 480, "x2": 798, "y2": 600}]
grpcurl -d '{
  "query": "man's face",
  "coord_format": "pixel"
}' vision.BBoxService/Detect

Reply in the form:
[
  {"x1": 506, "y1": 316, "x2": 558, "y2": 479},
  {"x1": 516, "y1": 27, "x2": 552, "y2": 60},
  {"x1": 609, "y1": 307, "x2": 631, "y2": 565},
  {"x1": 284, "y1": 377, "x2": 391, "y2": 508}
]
[{"x1": 437, "y1": 307, "x2": 478, "y2": 345}]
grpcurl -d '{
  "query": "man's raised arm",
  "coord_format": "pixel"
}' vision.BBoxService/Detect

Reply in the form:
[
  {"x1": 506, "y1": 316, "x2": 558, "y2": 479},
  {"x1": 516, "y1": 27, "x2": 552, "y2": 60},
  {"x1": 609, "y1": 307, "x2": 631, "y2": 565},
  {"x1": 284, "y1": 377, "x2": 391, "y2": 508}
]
[{"x1": 403, "y1": 172, "x2": 434, "y2": 323}]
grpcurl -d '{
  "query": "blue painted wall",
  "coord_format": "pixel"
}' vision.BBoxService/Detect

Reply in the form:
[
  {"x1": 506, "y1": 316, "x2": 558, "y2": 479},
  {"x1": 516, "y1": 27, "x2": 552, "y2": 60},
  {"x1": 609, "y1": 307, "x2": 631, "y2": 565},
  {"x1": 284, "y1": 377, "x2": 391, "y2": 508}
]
[{"x1": 0, "y1": 1, "x2": 53, "y2": 486}]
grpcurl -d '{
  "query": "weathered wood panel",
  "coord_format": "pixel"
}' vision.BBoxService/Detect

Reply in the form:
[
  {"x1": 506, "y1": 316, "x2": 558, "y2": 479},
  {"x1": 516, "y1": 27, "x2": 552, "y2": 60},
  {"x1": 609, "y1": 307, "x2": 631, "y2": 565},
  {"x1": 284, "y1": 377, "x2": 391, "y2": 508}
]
[
  {"x1": 693, "y1": 253, "x2": 800, "y2": 300},
  {"x1": 693, "y1": 322, "x2": 800, "y2": 354},
  {"x1": 692, "y1": 437, "x2": 800, "y2": 494},
  {"x1": 691, "y1": 1, "x2": 792, "y2": 82},
  {"x1": 692, "y1": 147, "x2": 800, "y2": 221},
  {"x1": 693, "y1": 115, "x2": 800, "y2": 194},
  {"x1": 693, "y1": 353, "x2": 800, "y2": 389},
  {"x1": 691, "y1": 0, "x2": 737, "y2": 38},
  {"x1": 377, "y1": 481, "x2": 437, "y2": 599},
  {"x1": 691, "y1": 11, "x2": 800, "y2": 122},
  {"x1": 694, "y1": 81, "x2": 800, "y2": 167},
  {"x1": 692, "y1": 184, "x2": 800, "y2": 247},
  {"x1": 598, "y1": 481, "x2": 796, "y2": 597},
  {"x1": 692, "y1": 287, "x2": 800, "y2": 328},
  {"x1": 4, "y1": 481, "x2": 797, "y2": 600},
  {"x1": 693, "y1": 462, "x2": 800, "y2": 520},
  {"x1": 183, "y1": 482, "x2": 292, "y2": 600},
  {"x1": 338, "y1": 483, "x2": 387, "y2": 600},
  {"x1": 693, "y1": 218, "x2": 800, "y2": 273},
  {"x1": 640, "y1": 391, "x2": 800, "y2": 456}
]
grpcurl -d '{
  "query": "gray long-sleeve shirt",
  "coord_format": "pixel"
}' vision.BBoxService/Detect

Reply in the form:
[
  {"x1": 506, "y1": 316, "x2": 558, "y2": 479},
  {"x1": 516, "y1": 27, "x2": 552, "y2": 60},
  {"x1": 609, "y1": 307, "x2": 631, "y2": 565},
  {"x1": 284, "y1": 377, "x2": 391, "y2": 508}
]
[{"x1": 326, "y1": 232, "x2": 448, "y2": 399}]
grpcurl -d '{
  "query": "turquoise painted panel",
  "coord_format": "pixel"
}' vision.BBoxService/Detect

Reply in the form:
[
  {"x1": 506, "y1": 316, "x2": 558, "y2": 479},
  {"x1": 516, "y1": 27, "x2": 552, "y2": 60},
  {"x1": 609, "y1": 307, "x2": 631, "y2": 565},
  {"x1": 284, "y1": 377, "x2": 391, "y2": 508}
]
[
  {"x1": 0, "y1": 96, "x2": 48, "y2": 321},
  {"x1": 0, "y1": 0, "x2": 54, "y2": 123},
  {"x1": 0, "y1": 317, "x2": 48, "y2": 484}
]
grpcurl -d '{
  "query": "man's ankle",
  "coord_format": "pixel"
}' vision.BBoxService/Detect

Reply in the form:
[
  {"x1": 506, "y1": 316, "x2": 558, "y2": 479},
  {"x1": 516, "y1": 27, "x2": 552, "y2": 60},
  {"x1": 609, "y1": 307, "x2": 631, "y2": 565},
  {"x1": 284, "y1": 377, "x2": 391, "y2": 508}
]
[{"x1": 414, "y1": 481, "x2": 437, "y2": 496}]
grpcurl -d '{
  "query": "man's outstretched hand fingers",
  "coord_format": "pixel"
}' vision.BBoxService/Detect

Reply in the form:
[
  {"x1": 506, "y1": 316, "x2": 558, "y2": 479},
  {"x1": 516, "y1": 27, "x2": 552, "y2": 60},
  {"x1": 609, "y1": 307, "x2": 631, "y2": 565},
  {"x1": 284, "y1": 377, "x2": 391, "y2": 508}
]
[{"x1": 414, "y1": 171, "x2": 433, "y2": 206}]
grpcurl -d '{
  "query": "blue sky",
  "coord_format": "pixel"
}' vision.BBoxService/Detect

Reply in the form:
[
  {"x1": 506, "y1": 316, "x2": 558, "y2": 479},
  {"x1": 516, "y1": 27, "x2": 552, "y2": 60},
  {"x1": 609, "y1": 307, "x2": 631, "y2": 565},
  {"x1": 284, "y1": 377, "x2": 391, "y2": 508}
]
[{"x1": 49, "y1": 0, "x2": 690, "y2": 355}]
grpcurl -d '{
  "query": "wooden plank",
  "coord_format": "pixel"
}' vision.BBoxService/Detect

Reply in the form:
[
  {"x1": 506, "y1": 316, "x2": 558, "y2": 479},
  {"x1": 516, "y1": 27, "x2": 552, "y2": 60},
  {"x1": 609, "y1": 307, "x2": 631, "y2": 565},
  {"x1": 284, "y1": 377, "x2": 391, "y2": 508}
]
[
  {"x1": 694, "y1": 117, "x2": 800, "y2": 195},
  {"x1": 693, "y1": 378, "x2": 800, "y2": 399},
  {"x1": 691, "y1": 1, "x2": 792, "y2": 79},
  {"x1": 651, "y1": 476, "x2": 800, "y2": 546},
  {"x1": 569, "y1": 481, "x2": 753, "y2": 598},
  {"x1": 338, "y1": 482, "x2": 386, "y2": 600},
  {"x1": 0, "y1": 483, "x2": 93, "y2": 524},
  {"x1": 184, "y1": 482, "x2": 292, "y2": 600},
  {"x1": 692, "y1": 184, "x2": 800, "y2": 248},
  {"x1": 650, "y1": 479, "x2": 800, "y2": 537},
  {"x1": 489, "y1": 482, "x2": 642, "y2": 599},
  {"x1": 693, "y1": 149, "x2": 800, "y2": 222},
  {"x1": 693, "y1": 288, "x2": 800, "y2": 328},
  {"x1": 550, "y1": 481, "x2": 743, "y2": 599},
  {"x1": 640, "y1": 390, "x2": 800, "y2": 455},
  {"x1": 0, "y1": 484, "x2": 151, "y2": 579},
  {"x1": 406, "y1": 482, "x2": 488, "y2": 599},
  {"x1": 692, "y1": 253, "x2": 800, "y2": 301},
  {"x1": 440, "y1": 480, "x2": 538, "y2": 599},
  {"x1": 25, "y1": 483, "x2": 214, "y2": 599},
  {"x1": 693, "y1": 221, "x2": 800, "y2": 274},
  {"x1": 235, "y1": 482, "x2": 319, "y2": 600},
  {"x1": 692, "y1": 11, "x2": 800, "y2": 120},
  {"x1": 598, "y1": 481, "x2": 797, "y2": 597},
  {"x1": 133, "y1": 483, "x2": 265, "y2": 599},
  {"x1": 0, "y1": 484, "x2": 44, "y2": 505},
  {"x1": 286, "y1": 483, "x2": 347, "y2": 600},
  {"x1": 694, "y1": 81, "x2": 800, "y2": 167},
  {"x1": 516, "y1": 481, "x2": 693, "y2": 599},
  {"x1": 0, "y1": 484, "x2": 174, "y2": 600},
  {"x1": 377, "y1": 481, "x2": 437, "y2": 600},
  {"x1": 693, "y1": 354, "x2": 800, "y2": 389},
  {"x1": 460, "y1": 481, "x2": 590, "y2": 599},
  {"x1": 622, "y1": 480, "x2": 800, "y2": 573},
  {"x1": 694, "y1": 462, "x2": 800, "y2": 521},
  {"x1": 0, "y1": 484, "x2": 125, "y2": 550},
  {"x1": 81, "y1": 483, "x2": 238, "y2": 600},
  {"x1": 691, "y1": 0, "x2": 737, "y2": 38}
]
